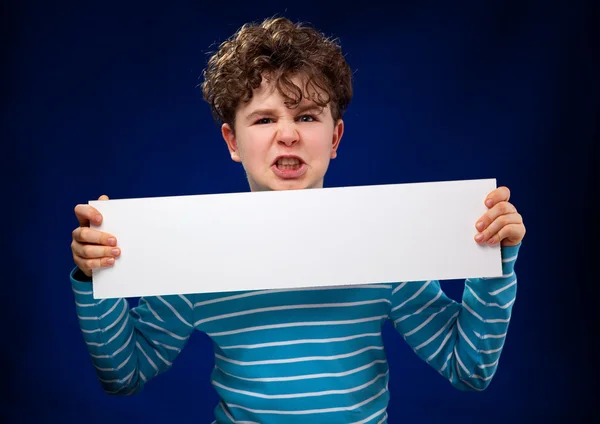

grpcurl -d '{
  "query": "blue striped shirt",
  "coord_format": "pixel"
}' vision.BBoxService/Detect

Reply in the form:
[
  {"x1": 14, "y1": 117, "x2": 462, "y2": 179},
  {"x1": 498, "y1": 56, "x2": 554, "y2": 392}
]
[{"x1": 71, "y1": 243, "x2": 520, "y2": 423}]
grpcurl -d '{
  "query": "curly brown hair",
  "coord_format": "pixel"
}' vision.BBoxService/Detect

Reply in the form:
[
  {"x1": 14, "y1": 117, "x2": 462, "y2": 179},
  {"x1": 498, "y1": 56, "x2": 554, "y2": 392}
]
[{"x1": 201, "y1": 16, "x2": 353, "y2": 128}]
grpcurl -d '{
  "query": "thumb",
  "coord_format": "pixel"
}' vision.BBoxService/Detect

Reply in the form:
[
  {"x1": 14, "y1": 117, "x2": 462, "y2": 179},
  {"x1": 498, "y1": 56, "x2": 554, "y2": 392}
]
[{"x1": 98, "y1": 194, "x2": 109, "y2": 201}]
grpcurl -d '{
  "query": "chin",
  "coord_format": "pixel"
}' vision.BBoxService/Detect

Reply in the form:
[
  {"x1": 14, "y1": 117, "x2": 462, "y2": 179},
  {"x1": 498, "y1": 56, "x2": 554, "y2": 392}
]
[
  {"x1": 256, "y1": 178, "x2": 324, "y2": 192},
  {"x1": 270, "y1": 181, "x2": 312, "y2": 191}
]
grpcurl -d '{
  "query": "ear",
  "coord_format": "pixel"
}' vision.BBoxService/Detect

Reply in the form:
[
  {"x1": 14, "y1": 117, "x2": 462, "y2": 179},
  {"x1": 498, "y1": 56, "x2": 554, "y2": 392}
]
[
  {"x1": 330, "y1": 119, "x2": 344, "y2": 159},
  {"x1": 221, "y1": 123, "x2": 242, "y2": 163}
]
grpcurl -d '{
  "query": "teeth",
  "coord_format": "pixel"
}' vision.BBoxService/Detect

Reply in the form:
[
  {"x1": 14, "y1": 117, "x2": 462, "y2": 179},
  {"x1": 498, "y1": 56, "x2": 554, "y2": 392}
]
[{"x1": 277, "y1": 157, "x2": 301, "y2": 166}]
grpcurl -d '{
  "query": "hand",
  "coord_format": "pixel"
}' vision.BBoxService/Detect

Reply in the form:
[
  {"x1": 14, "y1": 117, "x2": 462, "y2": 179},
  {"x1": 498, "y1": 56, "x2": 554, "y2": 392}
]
[
  {"x1": 71, "y1": 195, "x2": 120, "y2": 277},
  {"x1": 474, "y1": 186, "x2": 526, "y2": 247}
]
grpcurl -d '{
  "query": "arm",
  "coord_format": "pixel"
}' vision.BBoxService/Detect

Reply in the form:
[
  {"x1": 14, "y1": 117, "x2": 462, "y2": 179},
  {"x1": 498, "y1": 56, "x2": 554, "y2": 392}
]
[
  {"x1": 70, "y1": 194, "x2": 196, "y2": 395},
  {"x1": 389, "y1": 185, "x2": 525, "y2": 391},
  {"x1": 389, "y1": 244, "x2": 520, "y2": 391},
  {"x1": 71, "y1": 268, "x2": 196, "y2": 395}
]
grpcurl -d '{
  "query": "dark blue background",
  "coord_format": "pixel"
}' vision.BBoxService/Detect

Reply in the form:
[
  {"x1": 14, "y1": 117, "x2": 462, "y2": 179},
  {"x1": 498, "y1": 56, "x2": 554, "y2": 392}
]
[{"x1": 4, "y1": 0, "x2": 597, "y2": 422}]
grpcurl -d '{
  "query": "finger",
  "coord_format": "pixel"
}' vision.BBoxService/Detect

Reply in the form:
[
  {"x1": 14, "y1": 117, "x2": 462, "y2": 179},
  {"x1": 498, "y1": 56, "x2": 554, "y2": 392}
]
[
  {"x1": 72, "y1": 227, "x2": 117, "y2": 246},
  {"x1": 484, "y1": 186, "x2": 511, "y2": 209},
  {"x1": 73, "y1": 195, "x2": 109, "y2": 227},
  {"x1": 475, "y1": 212, "x2": 523, "y2": 244},
  {"x1": 71, "y1": 240, "x2": 120, "y2": 259},
  {"x1": 73, "y1": 255, "x2": 116, "y2": 275},
  {"x1": 496, "y1": 223, "x2": 526, "y2": 247},
  {"x1": 475, "y1": 201, "x2": 517, "y2": 232},
  {"x1": 74, "y1": 204, "x2": 103, "y2": 227}
]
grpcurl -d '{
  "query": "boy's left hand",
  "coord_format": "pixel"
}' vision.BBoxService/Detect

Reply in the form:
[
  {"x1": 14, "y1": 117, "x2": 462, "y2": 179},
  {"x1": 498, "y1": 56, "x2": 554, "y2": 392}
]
[{"x1": 474, "y1": 186, "x2": 526, "y2": 247}]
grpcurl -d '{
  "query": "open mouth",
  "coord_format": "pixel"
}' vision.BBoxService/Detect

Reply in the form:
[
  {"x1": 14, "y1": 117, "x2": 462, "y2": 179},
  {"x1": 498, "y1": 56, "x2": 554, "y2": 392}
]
[
  {"x1": 274, "y1": 156, "x2": 304, "y2": 170},
  {"x1": 271, "y1": 155, "x2": 307, "y2": 179}
]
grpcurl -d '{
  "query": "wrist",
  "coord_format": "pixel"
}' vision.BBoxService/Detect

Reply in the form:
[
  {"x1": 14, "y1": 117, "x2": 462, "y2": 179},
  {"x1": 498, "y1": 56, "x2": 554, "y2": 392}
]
[{"x1": 71, "y1": 266, "x2": 92, "y2": 283}]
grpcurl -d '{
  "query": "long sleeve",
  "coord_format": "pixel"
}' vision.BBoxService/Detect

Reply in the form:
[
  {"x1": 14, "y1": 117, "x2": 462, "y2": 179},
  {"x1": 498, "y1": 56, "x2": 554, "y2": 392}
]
[
  {"x1": 70, "y1": 267, "x2": 196, "y2": 395},
  {"x1": 389, "y1": 244, "x2": 520, "y2": 391}
]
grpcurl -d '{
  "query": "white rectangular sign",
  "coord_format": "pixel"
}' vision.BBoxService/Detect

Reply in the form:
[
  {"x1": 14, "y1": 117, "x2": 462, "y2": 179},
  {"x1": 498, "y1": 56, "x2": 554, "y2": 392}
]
[{"x1": 90, "y1": 178, "x2": 502, "y2": 299}]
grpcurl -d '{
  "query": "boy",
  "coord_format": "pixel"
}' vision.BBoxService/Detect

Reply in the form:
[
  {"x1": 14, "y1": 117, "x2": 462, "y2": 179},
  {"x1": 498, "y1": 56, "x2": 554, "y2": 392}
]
[{"x1": 70, "y1": 16, "x2": 525, "y2": 423}]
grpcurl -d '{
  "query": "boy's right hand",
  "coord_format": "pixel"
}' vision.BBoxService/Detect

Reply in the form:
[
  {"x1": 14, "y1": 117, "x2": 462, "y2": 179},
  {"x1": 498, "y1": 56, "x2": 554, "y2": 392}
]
[{"x1": 71, "y1": 194, "x2": 120, "y2": 278}]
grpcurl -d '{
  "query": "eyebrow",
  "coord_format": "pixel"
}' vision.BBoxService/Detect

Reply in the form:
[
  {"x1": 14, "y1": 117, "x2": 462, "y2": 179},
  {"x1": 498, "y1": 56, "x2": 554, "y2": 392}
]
[{"x1": 245, "y1": 104, "x2": 324, "y2": 121}]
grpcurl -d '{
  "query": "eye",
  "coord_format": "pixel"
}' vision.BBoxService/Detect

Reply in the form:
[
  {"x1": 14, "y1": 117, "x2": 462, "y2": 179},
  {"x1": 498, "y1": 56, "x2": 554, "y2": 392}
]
[
  {"x1": 298, "y1": 115, "x2": 316, "y2": 122},
  {"x1": 255, "y1": 118, "x2": 273, "y2": 125}
]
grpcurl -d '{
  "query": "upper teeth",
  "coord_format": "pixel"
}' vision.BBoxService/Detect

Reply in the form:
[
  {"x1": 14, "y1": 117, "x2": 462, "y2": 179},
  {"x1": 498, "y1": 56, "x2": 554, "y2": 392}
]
[{"x1": 277, "y1": 158, "x2": 300, "y2": 166}]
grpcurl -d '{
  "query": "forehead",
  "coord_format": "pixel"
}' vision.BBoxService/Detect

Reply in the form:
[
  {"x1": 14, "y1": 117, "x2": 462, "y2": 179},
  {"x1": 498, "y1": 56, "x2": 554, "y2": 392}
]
[{"x1": 245, "y1": 73, "x2": 328, "y2": 110}]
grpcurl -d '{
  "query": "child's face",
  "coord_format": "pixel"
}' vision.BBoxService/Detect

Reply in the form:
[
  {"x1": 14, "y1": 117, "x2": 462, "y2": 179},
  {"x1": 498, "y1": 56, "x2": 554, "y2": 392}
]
[{"x1": 221, "y1": 74, "x2": 344, "y2": 192}]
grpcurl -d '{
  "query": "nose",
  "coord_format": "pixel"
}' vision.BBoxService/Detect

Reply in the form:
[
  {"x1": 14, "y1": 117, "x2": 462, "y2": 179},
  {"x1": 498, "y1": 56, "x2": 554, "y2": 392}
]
[{"x1": 276, "y1": 121, "x2": 299, "y2": 146}]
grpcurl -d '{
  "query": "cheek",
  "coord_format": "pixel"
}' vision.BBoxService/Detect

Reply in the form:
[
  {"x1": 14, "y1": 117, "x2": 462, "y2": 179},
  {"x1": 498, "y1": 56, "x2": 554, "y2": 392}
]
[
  {"x1": 306, "y1": 128, "x2": 335, "y2": 156},
  {"x1": 238, "y1": 132, "x2": 271, "y2": 164}
]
